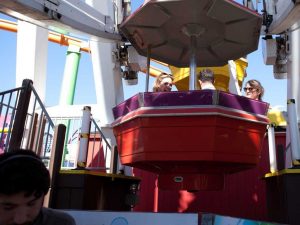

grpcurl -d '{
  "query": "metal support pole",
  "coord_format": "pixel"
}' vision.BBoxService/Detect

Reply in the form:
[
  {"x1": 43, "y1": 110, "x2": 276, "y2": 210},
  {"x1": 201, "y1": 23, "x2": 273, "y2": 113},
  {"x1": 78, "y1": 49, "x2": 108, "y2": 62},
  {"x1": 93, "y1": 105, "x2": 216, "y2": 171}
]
[
  {"x1": 59, "y1": 45, "x2": 81, "y2": 164},
  {"x1": 59, "y1": 45, "x2": 81, "y2": 105},
  {"x1": 286, "y1": 22, "x2": 300, "y2": 167},
  {"x1": 76, "y1": 106, "x2": 91, "y2": 168},
  {"x1": 9, "y1": 79, "x2": 33, "y2": 151},
  {"x1": 189, "y1": 36, "x2": 197, "y2": 90},
  {"x1": 268, "y1": 123, "x2": 278, "y2": 173},
  {"x1": 287, "y1": 99, "x2": 300, "y2": 165},
  {"x1": 145, "y1": 45, "x2": 151, "y2": 92}
]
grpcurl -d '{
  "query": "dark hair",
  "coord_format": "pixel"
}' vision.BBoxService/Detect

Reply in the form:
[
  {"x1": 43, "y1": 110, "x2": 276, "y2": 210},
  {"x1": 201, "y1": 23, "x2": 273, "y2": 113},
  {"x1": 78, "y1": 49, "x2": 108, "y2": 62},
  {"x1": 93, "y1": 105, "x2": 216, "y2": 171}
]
[
  {"x1": 0, "y1": 149, "x2": 50, "y2": 197},
  {"x1": 198, "y1": 69, "x2": 214, "y2": 82}
]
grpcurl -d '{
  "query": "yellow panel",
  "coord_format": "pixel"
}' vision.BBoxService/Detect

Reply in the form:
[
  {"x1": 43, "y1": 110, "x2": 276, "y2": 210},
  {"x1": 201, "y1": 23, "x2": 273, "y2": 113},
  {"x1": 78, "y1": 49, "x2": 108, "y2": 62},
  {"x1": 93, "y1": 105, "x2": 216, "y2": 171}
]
[
  {"x1": 169, "y1": 58, "x2": 247, "y2": 91},
  {"x1": 267, "y1": 109, "x2": 287, "y2": 126},
  {"x1": 235, "y1": 58, "x2": 248, "y2": 82}
]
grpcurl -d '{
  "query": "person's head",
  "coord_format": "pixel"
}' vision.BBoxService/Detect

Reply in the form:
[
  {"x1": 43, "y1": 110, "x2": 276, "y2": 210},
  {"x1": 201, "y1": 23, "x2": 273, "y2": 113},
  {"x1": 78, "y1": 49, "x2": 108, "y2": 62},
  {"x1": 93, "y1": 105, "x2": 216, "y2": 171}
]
[
  {"x1": 153, "y1": 73, "x2": 174, "y2": 92},
  {"x1": 198, "y1": 69, "x2": 215, "y2": 88},
  {"x1": 0, "y1": 149, "x2": 50, "y2": 225},
  {"x1": 243, "y1": 79, "x2": 264, "y2": 100}
]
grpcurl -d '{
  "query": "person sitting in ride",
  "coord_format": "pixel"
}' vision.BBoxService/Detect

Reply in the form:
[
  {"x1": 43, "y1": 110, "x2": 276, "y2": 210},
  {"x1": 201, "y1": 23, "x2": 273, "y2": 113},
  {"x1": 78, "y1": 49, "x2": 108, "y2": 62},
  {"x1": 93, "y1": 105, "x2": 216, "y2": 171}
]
[
  {"x1": 152, "y1": 72, "x2": 174, "y2": 92},
  {"x1": 243, "y1": 79, "x2": 264, "y2": 101},
  {"x1": 198, "y1": 69, "x2": 216, "y2": 90}
]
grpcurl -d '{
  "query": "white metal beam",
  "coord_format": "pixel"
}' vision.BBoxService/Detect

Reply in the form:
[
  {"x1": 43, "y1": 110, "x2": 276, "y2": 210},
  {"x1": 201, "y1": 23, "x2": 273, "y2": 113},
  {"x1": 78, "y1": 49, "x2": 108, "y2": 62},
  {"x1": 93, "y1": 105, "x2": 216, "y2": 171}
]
[{"x1": 0, "y1": 0, "x2": 121, "y2": 41}]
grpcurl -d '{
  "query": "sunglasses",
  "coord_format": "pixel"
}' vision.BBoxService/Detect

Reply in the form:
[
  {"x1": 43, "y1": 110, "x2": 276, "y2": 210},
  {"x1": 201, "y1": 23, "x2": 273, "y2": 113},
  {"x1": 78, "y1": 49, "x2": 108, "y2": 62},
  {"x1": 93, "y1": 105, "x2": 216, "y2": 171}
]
[
  {"x1": 162, "y1": 82, "x2": 173, "y2": 87},
  {"x1": 243, "y1": 87, "x2": 256, "y2": 92}
]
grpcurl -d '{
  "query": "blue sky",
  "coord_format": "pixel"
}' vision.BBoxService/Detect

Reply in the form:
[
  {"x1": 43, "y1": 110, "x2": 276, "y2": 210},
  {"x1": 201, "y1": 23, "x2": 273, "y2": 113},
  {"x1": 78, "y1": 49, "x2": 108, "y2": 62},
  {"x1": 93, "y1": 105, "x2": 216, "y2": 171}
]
[{"x1": 0, "y1": 0, "x2": 286, "y2": 109}]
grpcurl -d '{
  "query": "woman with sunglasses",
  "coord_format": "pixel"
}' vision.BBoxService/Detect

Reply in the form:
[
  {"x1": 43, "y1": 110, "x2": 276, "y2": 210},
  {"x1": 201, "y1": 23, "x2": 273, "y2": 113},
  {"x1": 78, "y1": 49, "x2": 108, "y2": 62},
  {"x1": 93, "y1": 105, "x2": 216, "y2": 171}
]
[
  {"x1": 153, "y1": 72, "x2": 174, "y2": 92},
  {"x1": 243, "y1": 79, "x2": 264, "y2": 101}
]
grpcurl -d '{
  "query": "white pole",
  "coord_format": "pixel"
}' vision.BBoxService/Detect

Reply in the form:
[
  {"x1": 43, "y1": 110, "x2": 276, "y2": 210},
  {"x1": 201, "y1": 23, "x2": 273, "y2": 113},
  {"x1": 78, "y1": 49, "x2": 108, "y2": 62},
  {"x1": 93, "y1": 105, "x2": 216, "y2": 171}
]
[
  {"x1": 189, "y1": 36, "x2": 197, "y2": 90},
  {"x1": 85, "y1": 0, "x2": 123, "y2": 171},
  {"x1": 85, "y1": 0, "x2": 124, "y2": 124},
  {"x1": 76, "y1": 106, "x2": 91, "y2": 168},
  {"x1": 16, "y1": 21, "x2": 48, "y2": 149},
  {"x1": 287, "y1": 99, "x2": 300, "y2": 164},
  {"x1": 228, "y1": 60, "x2": 242, "y2": 95},
  {"x1": 16, "y1": 21, "x2": 48, "y2": 102},
  {"x1": 145, "y1": 46, "x2": 151, "y2": 92},
  {"x1": 288, "y1": 21, "x2": 300, "y2": 122},
  {"x1": 267, "y1": 124, "x2": 278, "y2": 173},
  {"x1": 286, "y1": 21, "x2": 300, "y2": 167}
]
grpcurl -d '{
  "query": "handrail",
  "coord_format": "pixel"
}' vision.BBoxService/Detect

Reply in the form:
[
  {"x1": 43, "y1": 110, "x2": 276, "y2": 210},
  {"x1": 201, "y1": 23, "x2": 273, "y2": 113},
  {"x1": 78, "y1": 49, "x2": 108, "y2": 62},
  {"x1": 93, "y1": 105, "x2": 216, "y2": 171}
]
[
  {"x1": 29, "y1": 83, "x2": 54, "y2": 128},
  {"x1": 0, "y1": 80, "x2": 55, "y2": 155},
  {"x1": 51, "y1": 116, "x2": 112, "y2": 151},
  {"x1": 91, "y1": 118, "x2": 111, "y2": 149},
  {"x1": 51, "y1": 115, "x2": 112, "y2": 170},
  {"x1": 0, "y1": 87, "x2": 23, "y2": 95},
  {"x1": 1, "y1": 80, "x2": 112, "y2": 171}
]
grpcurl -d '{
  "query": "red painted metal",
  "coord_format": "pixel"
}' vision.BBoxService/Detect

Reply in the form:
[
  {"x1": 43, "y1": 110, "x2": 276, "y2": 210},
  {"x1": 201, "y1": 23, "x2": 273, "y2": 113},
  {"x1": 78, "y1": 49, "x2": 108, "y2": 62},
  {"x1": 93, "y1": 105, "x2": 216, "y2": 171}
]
[
  {"x1": 159, "y1": 173, "x2": 224, "y2": 191},
  {"x1": 133, "y1": 132, "x2": 286, "y2": 221},
  {"x1": 83, "y1": 122, "x2": 286, "y2": 221},
  {"x1": 113, "y1": 106, "x2": 268, "y2": 191},
  {"x1": 86, "y1": 133, "x2": 105, "y2": 170}
]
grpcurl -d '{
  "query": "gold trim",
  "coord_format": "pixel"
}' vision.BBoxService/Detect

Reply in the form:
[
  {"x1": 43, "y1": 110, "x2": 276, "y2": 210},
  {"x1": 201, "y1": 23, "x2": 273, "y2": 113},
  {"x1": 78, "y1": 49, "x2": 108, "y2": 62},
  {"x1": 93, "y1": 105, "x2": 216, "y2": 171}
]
[
  {"x1": 77, "y1": 162, "x2": 86, "y2": 168},
  {"x1": 80, "y1": 133, "x2": 89, "y2": 138},
  {"x1": 264, "y1": 169, "x2": 300, "y2": 178},
  {"x1": 293, "y1": 160, "x2": 300, "y2": 166}
]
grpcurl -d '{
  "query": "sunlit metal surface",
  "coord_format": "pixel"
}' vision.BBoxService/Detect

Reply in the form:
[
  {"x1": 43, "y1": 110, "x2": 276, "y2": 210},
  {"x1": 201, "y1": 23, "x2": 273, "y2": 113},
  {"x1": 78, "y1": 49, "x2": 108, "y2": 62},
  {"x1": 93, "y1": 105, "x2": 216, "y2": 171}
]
[
  {"x1": 0, "y1": 0, "x2": 121, "y2": 41},
  {"x1": 266, "y1": 0, "x2": 300, "y2": 34},
  {"x1": 120, "y1": 0, "x2": 262, "y2": 67}
]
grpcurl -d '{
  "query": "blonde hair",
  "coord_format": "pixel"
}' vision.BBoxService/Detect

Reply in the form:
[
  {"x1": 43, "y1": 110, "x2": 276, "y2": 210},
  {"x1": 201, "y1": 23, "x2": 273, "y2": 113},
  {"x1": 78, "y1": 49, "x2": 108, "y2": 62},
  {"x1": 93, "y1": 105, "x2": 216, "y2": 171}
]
[{"x1": 152, "y1": 73, "x2": 174, "y2": 92}]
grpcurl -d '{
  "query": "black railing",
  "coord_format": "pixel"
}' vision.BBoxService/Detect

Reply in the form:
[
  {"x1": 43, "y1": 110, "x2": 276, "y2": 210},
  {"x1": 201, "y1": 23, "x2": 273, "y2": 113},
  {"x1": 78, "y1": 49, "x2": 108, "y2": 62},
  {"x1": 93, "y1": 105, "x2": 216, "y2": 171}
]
[
  {"x1": 0, "y1": 79, "x2": 113, "y2": 171},
  {"x1": 0, "y1": 80, "x2": 54, "y2": 157}
]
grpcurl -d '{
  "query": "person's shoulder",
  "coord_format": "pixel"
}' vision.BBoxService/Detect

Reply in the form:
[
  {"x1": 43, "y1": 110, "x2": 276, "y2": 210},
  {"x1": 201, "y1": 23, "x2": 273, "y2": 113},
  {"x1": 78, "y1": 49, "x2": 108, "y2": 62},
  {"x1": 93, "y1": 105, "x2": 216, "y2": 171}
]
[
  {"x1": 201, "y1": 84, "x2": 216, "y2": 90},
  {"x1": 40, "y1": 207, "x2": 76, "y2": 225}
]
